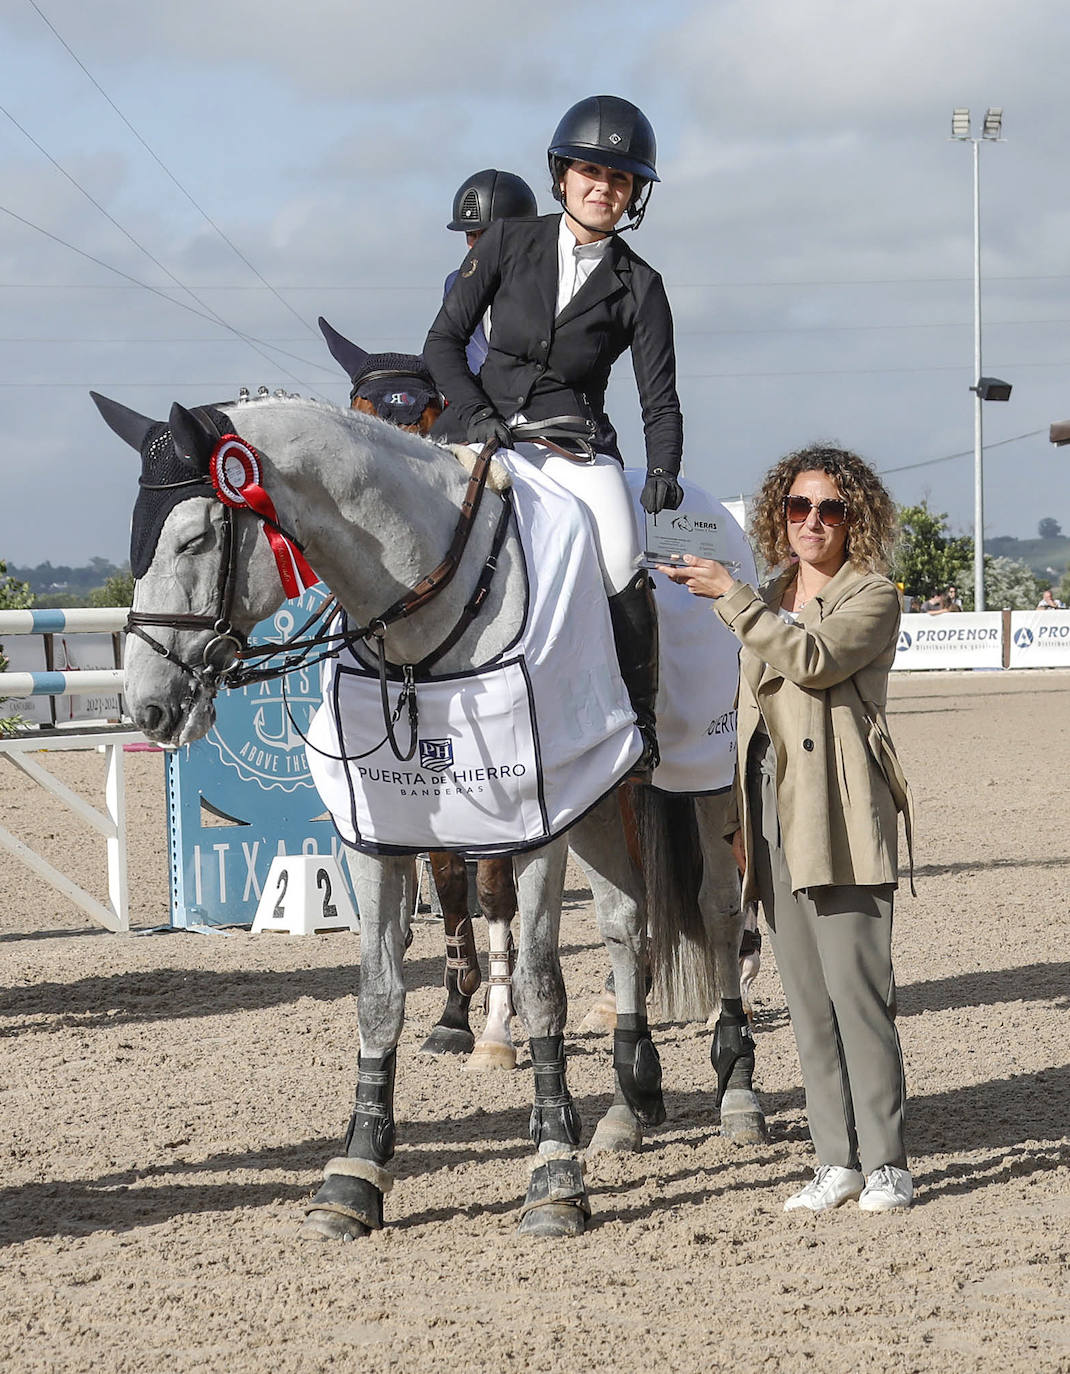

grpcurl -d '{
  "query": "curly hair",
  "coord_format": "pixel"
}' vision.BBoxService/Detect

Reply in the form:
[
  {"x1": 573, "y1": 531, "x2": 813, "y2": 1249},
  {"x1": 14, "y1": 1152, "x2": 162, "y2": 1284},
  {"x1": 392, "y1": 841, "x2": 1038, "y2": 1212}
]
[{"x1": 749, "y1": 443, "x2": 898, "y2": 575}]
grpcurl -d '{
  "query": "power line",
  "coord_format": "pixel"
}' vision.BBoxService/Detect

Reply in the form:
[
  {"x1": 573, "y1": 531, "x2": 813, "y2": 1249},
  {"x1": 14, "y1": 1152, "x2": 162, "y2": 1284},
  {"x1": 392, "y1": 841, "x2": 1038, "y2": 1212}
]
[
  {"x1": 677, "y1": 361, "x2": 1070, "y2": 380},
  {"x1": 0, "y1": 202, "x2": 337, "y2": 384},
  {"x1": 878, "y1": 429, "x2": 1047, "y2": 475},
  {"x1": 0, "y1": 104, "x2": 329, "y2": 393},
  {"x1": 6, "y1": 316, "x2": 1070, "y2": 346},
  {"x1": 3, "y1": 274, "x2": 1070, "y2": 293},
  {"x1": 26, "y1": 0, "x2": 316, "y2": 340}
]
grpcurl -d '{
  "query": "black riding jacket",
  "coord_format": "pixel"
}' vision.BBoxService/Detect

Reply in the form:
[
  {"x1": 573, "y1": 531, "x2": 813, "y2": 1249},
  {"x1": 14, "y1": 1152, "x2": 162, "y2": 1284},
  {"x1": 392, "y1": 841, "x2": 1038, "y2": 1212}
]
[{"x1": 424, "y1": 214, "x2": 682, "y2": 474}]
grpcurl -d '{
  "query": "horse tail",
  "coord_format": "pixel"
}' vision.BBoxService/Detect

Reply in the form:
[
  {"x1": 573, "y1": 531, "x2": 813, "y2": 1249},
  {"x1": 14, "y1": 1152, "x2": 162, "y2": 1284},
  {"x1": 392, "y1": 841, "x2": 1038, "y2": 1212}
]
[{"x1": 635, "y1": 785, "x2": 718, "y2": 1021}]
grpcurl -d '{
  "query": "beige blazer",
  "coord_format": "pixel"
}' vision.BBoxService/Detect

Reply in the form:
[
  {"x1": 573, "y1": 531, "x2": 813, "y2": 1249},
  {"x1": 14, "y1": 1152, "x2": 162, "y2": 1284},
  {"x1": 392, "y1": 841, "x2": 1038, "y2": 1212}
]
[{"x1": 714, "y1": 561, "x2": 914, "y2": 900}]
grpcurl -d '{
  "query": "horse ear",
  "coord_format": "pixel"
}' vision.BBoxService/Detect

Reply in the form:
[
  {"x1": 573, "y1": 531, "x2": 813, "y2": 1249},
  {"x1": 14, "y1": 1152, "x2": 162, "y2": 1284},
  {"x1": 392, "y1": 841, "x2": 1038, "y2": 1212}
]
[
  {"x1": 169, "y1": 403, "x2": 217, "y2": 474},
  {"x1": 318, "y1": 316, "x2": 369, "y2": 383},
  {"x1": 90, "y1": 392, "x2": 157, "y2": 452}
]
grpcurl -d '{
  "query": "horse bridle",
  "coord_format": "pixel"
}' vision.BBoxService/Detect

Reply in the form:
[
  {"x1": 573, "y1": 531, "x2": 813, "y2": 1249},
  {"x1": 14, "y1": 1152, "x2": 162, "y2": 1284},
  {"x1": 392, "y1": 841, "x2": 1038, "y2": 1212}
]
[
  {"x1": 125, "y1": 476, "x2": 249, "y2": 694},
  {"x1": 125, "y1": 424, "x2": 508, "y2": 759}
]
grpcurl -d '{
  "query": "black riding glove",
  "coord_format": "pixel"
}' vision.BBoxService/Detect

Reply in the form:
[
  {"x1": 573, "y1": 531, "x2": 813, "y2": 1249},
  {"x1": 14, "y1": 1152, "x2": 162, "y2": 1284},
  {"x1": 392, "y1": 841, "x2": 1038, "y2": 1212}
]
[
  {"x1": 467, "y1": 407, "x2": 513, "y2": 451},
  {"x1": 640, "y1": 468, "x2": 684, "y2": 514}
]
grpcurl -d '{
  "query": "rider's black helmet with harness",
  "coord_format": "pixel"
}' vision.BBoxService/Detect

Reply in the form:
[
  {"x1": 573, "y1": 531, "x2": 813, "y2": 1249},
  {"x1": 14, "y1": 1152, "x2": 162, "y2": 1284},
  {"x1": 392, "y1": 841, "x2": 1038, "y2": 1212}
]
[
  {"x1": 547, "y1": 94, "x2": 659, "y2": 231},
  {"x1": 447, "y1": 169, "x2": 538, "y2": 233}
]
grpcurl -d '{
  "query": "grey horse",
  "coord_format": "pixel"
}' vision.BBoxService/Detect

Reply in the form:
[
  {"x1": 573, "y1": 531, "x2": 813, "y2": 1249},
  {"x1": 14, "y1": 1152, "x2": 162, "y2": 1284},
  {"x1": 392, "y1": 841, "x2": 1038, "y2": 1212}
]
[{"x1": 93, "y1": 389, "x2": 760, "y2": 1241}]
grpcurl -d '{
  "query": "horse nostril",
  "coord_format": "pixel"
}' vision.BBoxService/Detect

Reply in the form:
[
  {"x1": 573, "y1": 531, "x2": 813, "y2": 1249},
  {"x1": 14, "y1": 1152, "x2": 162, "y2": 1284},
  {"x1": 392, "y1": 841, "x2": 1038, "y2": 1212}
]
[{"x1": 138, "y1": 703, "x2": 172, "y2": 738}]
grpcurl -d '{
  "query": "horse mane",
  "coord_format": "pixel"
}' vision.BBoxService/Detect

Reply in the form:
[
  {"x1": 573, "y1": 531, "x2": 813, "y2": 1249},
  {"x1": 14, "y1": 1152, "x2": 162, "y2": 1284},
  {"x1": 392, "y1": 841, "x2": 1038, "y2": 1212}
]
[{"x1": 225, "y1": 395, "x2": 512, "y2": 491}]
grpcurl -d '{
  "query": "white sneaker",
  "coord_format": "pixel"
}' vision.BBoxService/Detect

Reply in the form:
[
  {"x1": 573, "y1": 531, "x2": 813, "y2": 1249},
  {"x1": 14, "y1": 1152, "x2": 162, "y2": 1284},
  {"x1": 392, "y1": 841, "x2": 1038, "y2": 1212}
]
[
  {"x1": 783, "y1": 1165, "x2": 865, "y2": 1213},
  {"x1": 859, "y1": 1164, "x2": 913, "y2": 1212}
]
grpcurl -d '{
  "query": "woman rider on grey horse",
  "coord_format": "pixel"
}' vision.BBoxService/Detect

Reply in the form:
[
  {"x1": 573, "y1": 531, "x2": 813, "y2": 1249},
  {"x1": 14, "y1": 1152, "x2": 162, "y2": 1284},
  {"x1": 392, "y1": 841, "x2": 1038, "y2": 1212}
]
[{"x1": 424, "y1": 95, "x2": 684, "y2": 771}]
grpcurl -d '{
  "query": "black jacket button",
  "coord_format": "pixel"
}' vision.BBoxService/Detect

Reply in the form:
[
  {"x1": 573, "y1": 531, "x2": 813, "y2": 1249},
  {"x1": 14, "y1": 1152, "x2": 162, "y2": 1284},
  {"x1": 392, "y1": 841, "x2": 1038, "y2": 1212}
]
[{"x1": 803, "y1": 738, "x2": 814, "y2": 751}]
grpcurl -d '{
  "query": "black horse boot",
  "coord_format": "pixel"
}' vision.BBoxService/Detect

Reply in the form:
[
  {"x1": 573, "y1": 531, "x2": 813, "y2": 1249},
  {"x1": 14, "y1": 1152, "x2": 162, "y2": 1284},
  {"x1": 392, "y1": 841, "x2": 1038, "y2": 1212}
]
[
  {"x1": 607, "y1": 570, "x2": 660, "y2": 777},
  {"x1": 519, "y1": 1034, "x2": 589, "y2": 1237},
  {"x1": 301, "y1": 1050, "x2": 397, "y2": 1241}
]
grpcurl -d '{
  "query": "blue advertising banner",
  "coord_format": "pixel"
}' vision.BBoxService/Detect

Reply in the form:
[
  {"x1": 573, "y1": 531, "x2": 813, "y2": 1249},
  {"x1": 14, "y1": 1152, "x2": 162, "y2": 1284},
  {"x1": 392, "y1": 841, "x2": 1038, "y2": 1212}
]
[{"x1": 166, "y1": 587, "x2": 355, "y2": 926}]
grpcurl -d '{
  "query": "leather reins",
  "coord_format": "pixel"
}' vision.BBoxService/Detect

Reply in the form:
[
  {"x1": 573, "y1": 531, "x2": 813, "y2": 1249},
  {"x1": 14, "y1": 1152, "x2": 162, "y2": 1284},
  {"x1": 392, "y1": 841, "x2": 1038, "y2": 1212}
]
[{"x1": 127, "y1": 426, "x2": 505, "y2": 762}]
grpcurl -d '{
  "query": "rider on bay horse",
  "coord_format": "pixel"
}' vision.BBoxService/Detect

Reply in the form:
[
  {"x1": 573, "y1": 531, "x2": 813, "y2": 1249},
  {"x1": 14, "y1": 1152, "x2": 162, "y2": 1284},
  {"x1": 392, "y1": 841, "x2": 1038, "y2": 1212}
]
[
  {"x1": 444, "y1": 168, "x2": 538, "y2": 376},
  {"x1": 424, "y1": 95, "x2": 685, "y2": 774}
]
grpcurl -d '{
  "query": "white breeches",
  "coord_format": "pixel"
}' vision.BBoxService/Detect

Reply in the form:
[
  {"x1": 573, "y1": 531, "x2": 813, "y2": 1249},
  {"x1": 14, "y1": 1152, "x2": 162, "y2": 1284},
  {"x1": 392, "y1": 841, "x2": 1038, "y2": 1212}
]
[{"x1": 512, "y1": 444, "x2": 642, "y2": 595}]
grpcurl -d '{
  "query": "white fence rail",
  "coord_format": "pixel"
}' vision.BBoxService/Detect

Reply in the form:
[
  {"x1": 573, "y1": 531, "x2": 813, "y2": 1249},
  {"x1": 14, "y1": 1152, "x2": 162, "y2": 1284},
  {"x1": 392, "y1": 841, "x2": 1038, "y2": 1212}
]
[{"x1": 0, "y1": 607, "x2": 142, "y2": 933}]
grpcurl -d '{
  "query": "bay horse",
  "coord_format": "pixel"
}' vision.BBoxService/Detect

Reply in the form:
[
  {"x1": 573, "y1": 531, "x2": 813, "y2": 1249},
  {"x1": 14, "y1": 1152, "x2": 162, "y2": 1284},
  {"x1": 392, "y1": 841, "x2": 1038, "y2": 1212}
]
[
  {"x1": 95, "y1": 388, "x2": 700, "y2": 1240},
  {"x1": 317, "y1": 317, "x2": 516, "y2": 1066}
]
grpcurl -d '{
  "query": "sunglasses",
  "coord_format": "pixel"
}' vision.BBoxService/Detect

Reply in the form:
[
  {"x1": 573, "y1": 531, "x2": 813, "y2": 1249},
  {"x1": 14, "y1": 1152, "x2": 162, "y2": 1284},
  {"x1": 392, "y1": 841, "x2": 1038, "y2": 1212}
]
[{"x1": 784, "y1": 494, "x2": 849, "y2": 528}]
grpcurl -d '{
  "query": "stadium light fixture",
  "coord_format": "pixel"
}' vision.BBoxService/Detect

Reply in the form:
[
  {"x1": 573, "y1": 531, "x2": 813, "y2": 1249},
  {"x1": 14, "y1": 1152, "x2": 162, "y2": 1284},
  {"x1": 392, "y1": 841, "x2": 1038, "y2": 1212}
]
[{"x1": 972, "y1": 377, "x2": 1013, "y2": 403}]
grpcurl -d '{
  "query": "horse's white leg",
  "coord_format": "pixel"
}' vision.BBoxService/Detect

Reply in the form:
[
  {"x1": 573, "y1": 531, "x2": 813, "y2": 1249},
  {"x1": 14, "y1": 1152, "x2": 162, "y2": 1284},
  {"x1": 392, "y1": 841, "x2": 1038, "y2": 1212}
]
[
  {"x1": 467, "y1": 858, "x2": 518, "y2": 1071},
  {"x1": 509, "y1": 835, "x2": 591, "y2": 1237},
  {"x1": 301, "y1": 853, "x2": 410, "y2": 1242},
  {"x1": 739, "y1": 900, "x2": 762, "y2": 1021},
  {"x1": 570, "y1": 794, "x2": 664, "y2": 1154},
  {"x1": 693, "y1": 794, "x2": 766, "y2": 1145}
]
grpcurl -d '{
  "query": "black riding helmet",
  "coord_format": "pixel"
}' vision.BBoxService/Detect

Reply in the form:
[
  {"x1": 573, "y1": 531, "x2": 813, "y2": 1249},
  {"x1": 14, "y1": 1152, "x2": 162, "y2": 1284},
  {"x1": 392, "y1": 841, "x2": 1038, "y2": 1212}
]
[
  {"x1": 447, "y1": 169, "x2": 538, "y2": 232},
  {"x1": 548, "y1": 95, "x2": 659, "y2": 231}
]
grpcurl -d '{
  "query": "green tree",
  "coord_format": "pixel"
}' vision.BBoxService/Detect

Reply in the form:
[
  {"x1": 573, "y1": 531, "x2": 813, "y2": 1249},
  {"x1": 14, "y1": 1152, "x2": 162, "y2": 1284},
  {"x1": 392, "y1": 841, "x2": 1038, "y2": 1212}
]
[
  {"x1": 0, "y1": 558, "x2": 34, "y2": 736},
  {"x1": 1038, "y1": 517, "x2": 1062, "y2": 539},
  {"x1": 0, "y1": 558, "x2": 32, "y2": 611},
  {"x1": 951, "y1": 556, "x2": 1042, "y2": 611},
  {"x1": 89, "y1": 568, "x2": 134, "y2": 608},
  {"x1": 1057, "y1": 567, "x2": 1070, "y2": 605},
  {"x1": 890, "y1": 502, "x2": 972, "y2": 600}
]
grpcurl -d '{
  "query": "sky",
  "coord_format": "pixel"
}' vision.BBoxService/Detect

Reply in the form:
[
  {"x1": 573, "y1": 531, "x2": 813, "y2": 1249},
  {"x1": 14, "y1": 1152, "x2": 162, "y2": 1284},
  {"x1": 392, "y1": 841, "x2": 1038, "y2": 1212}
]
[{"x1": 1, "y1": 0, "x2": 1068, "y2": 568}]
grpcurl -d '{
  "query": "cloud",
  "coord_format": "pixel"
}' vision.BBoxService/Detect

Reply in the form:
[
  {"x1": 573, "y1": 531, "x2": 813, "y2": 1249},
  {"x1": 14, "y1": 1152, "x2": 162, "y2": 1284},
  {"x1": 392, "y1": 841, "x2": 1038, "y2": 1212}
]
[{"x1": 1, "y1": 0, "x2": 1068, "y2": 565}]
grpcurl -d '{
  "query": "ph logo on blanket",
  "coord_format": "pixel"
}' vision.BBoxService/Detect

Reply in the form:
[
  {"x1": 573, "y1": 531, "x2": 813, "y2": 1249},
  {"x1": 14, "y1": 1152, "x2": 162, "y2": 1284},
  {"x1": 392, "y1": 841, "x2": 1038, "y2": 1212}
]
[{"x1": 419, "y1": 739, "x2": 455, "y2": 773}]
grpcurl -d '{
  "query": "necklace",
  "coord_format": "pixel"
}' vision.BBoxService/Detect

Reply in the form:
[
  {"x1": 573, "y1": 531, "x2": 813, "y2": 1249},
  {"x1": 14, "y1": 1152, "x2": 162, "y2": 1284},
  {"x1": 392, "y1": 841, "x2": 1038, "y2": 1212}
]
[{"x1": 791, "y1": 577, "x2": 814, "y2": 612}]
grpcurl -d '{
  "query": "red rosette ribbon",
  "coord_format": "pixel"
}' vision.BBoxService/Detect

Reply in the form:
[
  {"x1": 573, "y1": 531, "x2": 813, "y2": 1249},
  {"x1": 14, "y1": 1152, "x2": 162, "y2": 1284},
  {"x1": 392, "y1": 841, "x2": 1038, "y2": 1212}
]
[{"x1": 209, "y1": 435, "x2": 318, "y2": 598}]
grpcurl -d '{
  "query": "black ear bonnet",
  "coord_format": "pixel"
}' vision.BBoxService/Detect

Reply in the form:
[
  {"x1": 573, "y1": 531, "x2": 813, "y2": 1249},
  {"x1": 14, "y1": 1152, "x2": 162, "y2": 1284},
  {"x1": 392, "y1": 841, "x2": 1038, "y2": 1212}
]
[
  {"x1": 317, "y1": 317, "x2": 438, "y2": 426},
  {"x1": 351, "y1": 353, "x2": 439, "y2": 427},
  {"x1": 129, "y1": 405, "x2": 230, "y2": 577}
]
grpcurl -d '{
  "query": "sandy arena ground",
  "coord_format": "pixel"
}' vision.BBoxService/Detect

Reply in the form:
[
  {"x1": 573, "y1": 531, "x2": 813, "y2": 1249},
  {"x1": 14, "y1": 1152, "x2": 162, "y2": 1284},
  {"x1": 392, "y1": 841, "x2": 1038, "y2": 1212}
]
[{"x1": 0, "y1": 671, "x2": 1068, "y2": 1374}]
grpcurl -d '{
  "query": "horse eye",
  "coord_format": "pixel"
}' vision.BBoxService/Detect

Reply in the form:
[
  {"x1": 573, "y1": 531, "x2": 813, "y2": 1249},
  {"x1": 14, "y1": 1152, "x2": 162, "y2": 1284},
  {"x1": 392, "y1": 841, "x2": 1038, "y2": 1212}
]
[{"x1": 180, "y1": 525, "x2": 216, "y2": 556}]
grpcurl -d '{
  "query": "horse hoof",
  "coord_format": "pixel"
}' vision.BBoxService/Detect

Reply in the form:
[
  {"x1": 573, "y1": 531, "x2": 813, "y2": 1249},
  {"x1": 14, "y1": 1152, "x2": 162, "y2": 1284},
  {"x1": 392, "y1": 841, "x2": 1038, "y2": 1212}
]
[
  {"x1": 418, "y1": 1025, "x2": 475, "y2": 1056},
  {"x1": 719, "y1": 1089, "x2": 768, "y2": 1145},
  {"x1": 587, "y1": 1104, "x2": 642, "y2": 1155},
  {"x1": 578, "y1": 991, "x2": 617, "y2": 1034},
  {"x1": 464, "y1": 1040, "x2": 517, "y2": 1071},
  {"x1": 298, "y1": 1208, "x2": 371, "y2": 1242},
  {"x1": 517, "y1": 1202, "x2": 587, "y2": 1238}
]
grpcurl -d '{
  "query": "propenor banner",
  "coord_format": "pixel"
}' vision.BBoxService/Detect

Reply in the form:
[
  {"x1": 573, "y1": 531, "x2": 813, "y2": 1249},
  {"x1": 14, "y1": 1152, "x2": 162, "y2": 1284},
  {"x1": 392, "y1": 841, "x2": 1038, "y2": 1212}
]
[
  {"x1": 1008, "y1": 610, "x2": 1070, "y2": 668},
  {"x1": 892, "y1": 613, "x2": 1003, "y2": 671}
]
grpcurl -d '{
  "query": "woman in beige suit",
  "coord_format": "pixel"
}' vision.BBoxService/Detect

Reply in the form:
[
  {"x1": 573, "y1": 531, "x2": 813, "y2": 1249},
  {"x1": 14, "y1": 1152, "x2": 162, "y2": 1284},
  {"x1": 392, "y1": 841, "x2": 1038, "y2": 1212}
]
[{"x1": 659, "y1": 444, "x2": 914, "y2": 1214}]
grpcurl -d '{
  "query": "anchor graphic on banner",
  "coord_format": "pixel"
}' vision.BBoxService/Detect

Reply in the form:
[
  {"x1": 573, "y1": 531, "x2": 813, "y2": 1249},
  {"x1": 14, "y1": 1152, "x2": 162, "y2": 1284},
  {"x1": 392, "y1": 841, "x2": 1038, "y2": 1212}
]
[{"x1": 252, "y1": 701, "x2": 314, "y2": 752}]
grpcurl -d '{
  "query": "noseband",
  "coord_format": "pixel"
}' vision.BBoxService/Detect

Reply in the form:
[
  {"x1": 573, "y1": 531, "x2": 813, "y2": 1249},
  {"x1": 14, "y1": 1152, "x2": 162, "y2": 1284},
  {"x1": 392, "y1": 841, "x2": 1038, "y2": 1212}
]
[{"x1": 126, "y1": 489, "x2": 248, "y2": 694}]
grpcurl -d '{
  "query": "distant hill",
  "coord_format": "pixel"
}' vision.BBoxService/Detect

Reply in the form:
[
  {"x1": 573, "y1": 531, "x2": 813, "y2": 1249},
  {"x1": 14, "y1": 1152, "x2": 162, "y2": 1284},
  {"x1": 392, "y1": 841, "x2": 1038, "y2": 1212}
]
[
  {"x1": 986, "y1": 535, "x2": 1070, "y2": 582},
  {"x1": 8, "y1": 558, "x2": 126, "y2": 606}
]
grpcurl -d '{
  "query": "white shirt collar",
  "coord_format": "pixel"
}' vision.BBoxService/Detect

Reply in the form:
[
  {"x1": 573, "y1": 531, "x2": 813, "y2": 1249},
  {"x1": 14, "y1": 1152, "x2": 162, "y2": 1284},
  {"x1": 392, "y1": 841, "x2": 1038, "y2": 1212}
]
[
  {"x1": 558, "y1": 212, "x2": 612, "y2": 262},
  {"x1": 556, "y1": 213, "x2": 611, "y2": 317}
]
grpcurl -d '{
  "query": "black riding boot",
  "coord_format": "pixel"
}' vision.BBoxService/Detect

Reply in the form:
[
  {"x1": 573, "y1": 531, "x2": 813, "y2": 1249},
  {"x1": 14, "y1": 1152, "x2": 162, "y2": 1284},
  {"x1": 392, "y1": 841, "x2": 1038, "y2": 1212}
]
[{"x1": 607, "y1": 570, "x2": 660, "y2": 774}]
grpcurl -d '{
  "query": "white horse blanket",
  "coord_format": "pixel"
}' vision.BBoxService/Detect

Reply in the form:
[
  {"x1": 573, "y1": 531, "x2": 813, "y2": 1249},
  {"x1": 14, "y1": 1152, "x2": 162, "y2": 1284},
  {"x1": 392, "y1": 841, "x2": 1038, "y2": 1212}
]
[
  {"x1": 306, "y1": 459, "x2": 755, "y2": 855},
  {"x1": 306, "y1": 452, "x2": 640, "y2": 856}
]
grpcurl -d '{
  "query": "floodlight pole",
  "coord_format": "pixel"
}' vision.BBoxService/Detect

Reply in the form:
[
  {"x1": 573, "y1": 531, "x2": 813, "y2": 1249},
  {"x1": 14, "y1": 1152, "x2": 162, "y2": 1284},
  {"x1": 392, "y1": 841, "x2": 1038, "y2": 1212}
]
[
  {"x1": 953, "y1": 107, "x2": 1003, "y2": 611},
  {"x1": 972, "y1": 137, "x2": 984, "y2": 612}
]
